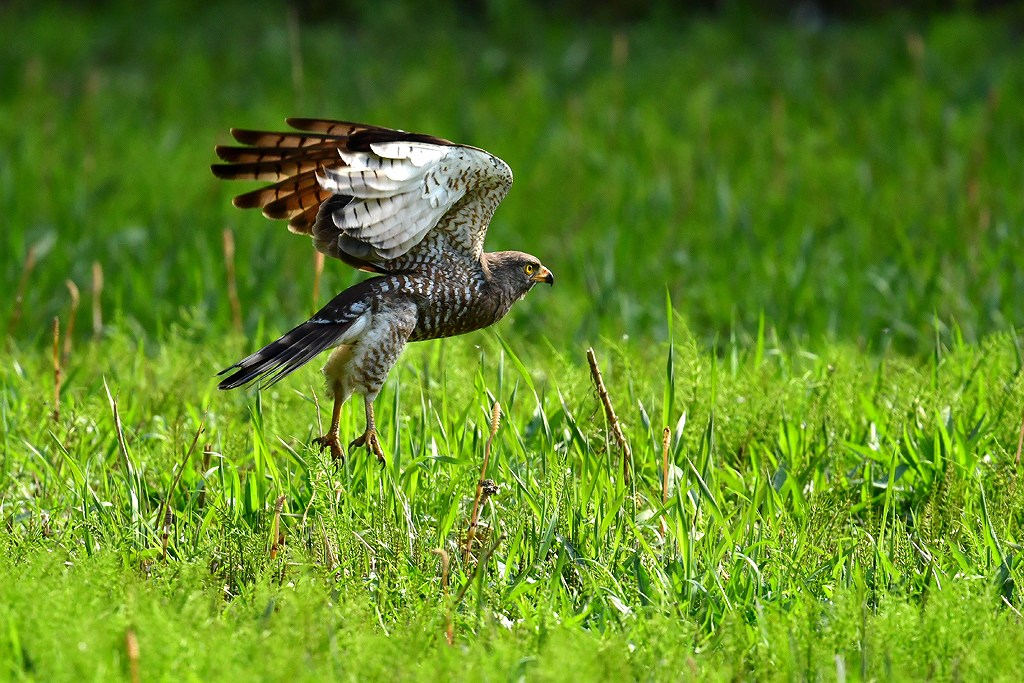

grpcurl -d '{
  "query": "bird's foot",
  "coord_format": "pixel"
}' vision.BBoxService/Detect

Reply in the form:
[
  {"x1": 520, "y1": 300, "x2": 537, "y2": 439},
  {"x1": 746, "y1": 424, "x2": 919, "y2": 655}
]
[
  {"x1": 313, "y1": 432, "x2": 344, "y2": 461},
  {"x1": 349, "y1": 429, "x2": 386, "y2": 463}
]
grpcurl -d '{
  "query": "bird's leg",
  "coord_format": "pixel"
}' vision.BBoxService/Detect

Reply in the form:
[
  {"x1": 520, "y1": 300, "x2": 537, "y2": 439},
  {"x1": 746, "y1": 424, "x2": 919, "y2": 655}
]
[
  {"x1": 349, "y1": 396, "x2": 385, "y2": 463},
  {"x1": 313, "y1": 389, "x2": 345, "y2": 461}
]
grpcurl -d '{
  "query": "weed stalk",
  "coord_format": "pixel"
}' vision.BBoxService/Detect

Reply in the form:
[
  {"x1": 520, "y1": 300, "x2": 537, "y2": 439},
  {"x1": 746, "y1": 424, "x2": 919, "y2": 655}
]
[
  {"x1": 160, "y1": 506, "x2": 174, "y2": 560},
  {"x1": 91, "y1": 261, "x2": 104, "y2": 339},
  {"x1": 63, "y1": 279, "x2": 80, "y2": 366},
  {"x1": 270, "y1": 494, "x2": 286, "y2": 560},
  {"x1": 431, "y1": 549, "x2": 453, "y2": 645},
  {"x1": 465, "y1": 401, "x2": 501, "y2": 565},
  {"x1": 312, "y1": 250, "x2": 325, "y2": 313},
  {"x1": 197, "y1": 444, "x2": 213, "y2": 510},
  {"x1": 7, "y1": 244, "x2": 38, "y2": 342},
  {"x1": 587, "y1": 347, "x2": 632, "y2": 484},
  {"x1": 125, "y1": 628, "x2": 140, "y2": 683},
  {"x1": 223, "y1": 228, "x2": 242, "y2": 333},
  {"x1": 454, "y1": 532, "x2": 506, "y2": 604}
]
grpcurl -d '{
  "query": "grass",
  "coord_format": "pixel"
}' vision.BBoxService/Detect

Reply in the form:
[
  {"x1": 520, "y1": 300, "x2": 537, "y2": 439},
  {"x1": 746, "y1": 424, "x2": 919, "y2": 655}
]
[
  {"x1": 5, "y1": 325, "x2": 1024, "y2": 680},
  {"x1": 4, "y1": 1, "x2": 1024, "y2": 680}
]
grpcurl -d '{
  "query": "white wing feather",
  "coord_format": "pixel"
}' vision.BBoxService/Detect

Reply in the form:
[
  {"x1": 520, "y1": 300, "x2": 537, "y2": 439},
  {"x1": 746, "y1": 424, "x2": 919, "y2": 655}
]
[{"x1": 315, "y1": 141, "x2": 510, "y2": 262}]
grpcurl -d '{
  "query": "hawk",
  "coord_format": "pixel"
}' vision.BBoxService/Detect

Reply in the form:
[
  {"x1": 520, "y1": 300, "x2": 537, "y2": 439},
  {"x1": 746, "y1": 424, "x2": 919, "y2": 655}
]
[{"x1": 212, "y1": 118, "x2": 553, "y2": 461}]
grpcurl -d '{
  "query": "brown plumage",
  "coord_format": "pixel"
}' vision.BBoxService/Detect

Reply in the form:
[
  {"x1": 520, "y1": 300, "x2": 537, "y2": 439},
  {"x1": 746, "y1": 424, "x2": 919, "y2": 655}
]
[{"x1": 214, "y1": 118, "x2": 553, "y2": 461}]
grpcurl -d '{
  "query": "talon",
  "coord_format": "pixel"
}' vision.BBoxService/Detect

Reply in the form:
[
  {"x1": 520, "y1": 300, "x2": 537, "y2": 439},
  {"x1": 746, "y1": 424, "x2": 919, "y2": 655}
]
[
  {"x1": 348, "y1": 429, "x2": 386, "y2": 464},
  {"x1": 314, "y1": 434, "x2": 344, "y2": 461},
  {"x1": 368, "y1": 431, "x2": 385, "y2": 464}
]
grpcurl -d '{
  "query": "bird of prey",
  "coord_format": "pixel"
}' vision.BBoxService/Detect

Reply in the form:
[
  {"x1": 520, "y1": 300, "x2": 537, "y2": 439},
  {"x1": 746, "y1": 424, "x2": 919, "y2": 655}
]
[{"x1": 212, "y1": 118, "x2": 553, "y2": 462}]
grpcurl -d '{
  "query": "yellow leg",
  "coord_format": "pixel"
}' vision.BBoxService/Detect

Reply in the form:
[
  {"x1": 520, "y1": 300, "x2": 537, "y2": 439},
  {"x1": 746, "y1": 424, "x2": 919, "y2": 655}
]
[
  {"x1": 348, "y1": 396, "x2": 385, "y2": 463},
  {"x1": 313, "y1": 389, "x2": 344, "y2": 460}
]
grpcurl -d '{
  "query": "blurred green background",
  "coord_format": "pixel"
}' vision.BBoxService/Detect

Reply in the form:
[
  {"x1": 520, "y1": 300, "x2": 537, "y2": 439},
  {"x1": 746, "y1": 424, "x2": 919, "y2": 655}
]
[{"x1": 3, "y1": 0, "x2": 1023, "y2": 355}]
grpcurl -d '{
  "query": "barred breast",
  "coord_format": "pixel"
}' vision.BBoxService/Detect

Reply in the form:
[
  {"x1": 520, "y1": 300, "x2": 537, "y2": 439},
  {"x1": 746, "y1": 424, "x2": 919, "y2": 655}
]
[{"x1": 406, "y1": 272, "x2": 510, "y2": 342}]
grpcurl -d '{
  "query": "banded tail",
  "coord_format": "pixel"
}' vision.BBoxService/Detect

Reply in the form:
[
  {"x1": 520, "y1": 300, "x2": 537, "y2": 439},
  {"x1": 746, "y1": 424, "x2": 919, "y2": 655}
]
[{"x1": 218, "y1": 279, "x2": 378, "y2": 389}]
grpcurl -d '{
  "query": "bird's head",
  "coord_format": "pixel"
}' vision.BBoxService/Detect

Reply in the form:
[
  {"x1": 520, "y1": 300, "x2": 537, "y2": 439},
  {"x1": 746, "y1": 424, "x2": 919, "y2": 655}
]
[{"x1": 485, "y1": 250, "x2": 554, "y2": 300}]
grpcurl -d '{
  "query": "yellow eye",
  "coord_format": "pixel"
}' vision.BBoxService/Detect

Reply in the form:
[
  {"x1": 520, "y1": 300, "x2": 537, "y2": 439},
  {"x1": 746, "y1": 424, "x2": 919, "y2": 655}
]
[{"x1": 524, "y1": 264, "x2": 535, "y2": 275}]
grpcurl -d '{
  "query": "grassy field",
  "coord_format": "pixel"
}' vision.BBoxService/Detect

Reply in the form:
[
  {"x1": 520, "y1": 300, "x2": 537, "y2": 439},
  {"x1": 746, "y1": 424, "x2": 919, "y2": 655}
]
[{"x1": 4, "y1": 2, "x2": 1024, "y2": 680}]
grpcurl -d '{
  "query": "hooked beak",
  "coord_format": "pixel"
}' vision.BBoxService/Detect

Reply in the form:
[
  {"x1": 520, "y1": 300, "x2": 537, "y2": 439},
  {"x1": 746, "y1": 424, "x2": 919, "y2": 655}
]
[{"x1": 531, "y1": 266, "x2": 554, "y2": 286}]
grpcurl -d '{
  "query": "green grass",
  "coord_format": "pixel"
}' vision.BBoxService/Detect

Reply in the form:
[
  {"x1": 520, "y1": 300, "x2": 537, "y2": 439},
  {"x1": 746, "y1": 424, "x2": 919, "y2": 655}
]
[
  {"x1": 5, "y1": 326, "x2": 1024, "y2": 680},
  {"x1": 4, "y1": 2, "x2": 1024, "y2": 680}
]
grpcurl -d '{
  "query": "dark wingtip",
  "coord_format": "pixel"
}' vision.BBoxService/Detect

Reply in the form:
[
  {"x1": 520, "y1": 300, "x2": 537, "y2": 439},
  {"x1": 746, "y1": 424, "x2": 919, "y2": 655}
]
[
  {"x1": 285, "y1": 117, "x2": 316, "y2": 130},
  {"x1": 286, "y1": 117, "x2": 357, "y2": 135},
  {"x1": 211, "y1": 163, "x2": 232, "y2": 179},
  {"x1": 232, "y1": 191, "x2": 260, "y2": 209},
  {"x1": 228, "y1": 127, "x2": 248, "y2": 143},
  {"x1": 213, "y1": 145, "x2": 236, "y2": 162}
]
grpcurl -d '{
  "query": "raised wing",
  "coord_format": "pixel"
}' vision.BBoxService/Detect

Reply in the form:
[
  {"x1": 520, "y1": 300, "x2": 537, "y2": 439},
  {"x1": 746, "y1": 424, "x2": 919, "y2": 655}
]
[{"x1": 212, "y1": 118, "x2": 513, "y2": 273}]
